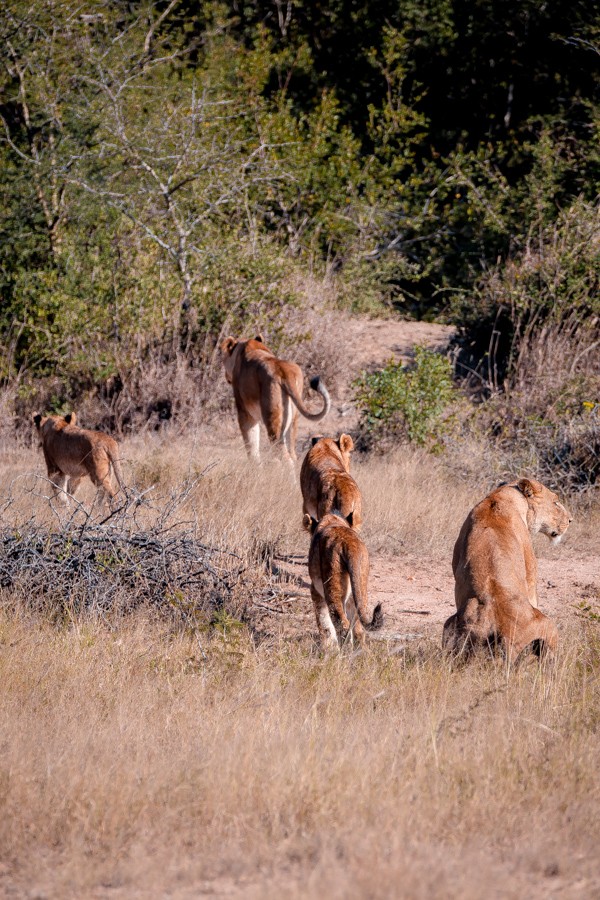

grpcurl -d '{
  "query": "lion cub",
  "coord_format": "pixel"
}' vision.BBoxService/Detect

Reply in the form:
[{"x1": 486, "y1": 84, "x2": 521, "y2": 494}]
[
  {"x1": 303, "y1": 512, "x2": 383, "y2": 649},
  {"x1": 33, "y1": 412, "x2": 125, "y2": 507},
  {"x1": 300, "y1": 434, "x2": 362, "y2": 529},
  {"x1": 443, "y1": 478, "x2": 572, "y2": 661}
]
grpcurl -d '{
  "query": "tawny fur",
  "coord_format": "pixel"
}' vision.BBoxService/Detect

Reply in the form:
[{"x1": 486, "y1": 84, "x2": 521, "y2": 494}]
[
  {"x1": 300, "y1": 434, "x2": 362, "y2": 529},
  {"x1": 303, "y1": 512, "x2": 383, "y2": 649},
  {"x1": 33, "y1": 412, "x2": 125, "y2": 507},
  {"x1": 220, "y1": 335, "x2": 331, "y2": 463},
  {"x1": 443, "y1": 478, "x2": 572, "y2": 661}
]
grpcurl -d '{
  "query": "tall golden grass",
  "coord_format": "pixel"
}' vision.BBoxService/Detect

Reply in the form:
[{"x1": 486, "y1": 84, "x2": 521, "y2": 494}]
[
  {"x1": 1, "y1": 612, "x2": 599, "y2": 897},
  {"x1": 1, "y1": 432, "x2": 599, "y2": 896},
  {"x1": 2, "y1": 430, "x2": 592, "y2": 553}
]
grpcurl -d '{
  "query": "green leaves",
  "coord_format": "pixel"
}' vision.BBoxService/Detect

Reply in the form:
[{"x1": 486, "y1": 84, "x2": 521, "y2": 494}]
[{"x1": 354, "y1": 346, "x2": 456, "y2": 450}]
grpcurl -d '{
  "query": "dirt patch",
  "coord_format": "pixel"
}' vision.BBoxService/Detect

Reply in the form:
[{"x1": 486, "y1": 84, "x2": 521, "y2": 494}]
[
  {"x1": 256, "y1": 315, "x2": 597, "y2": 650},
  {"x1": 257, "y1": 543, "x2": 599, "y2": 649},
  {"x1": 297, "y1": 315, "x2": 455, "y2": 442}
]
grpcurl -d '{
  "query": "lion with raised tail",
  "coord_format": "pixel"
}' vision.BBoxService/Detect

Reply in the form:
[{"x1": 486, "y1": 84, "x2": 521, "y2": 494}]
[
  {"x1": 304, "y1": 512, "x2": 383, "y2": 649},
  {"x1": 33, "y1": 412, "x2": 125, "y2": 507},
  {"x1": 220, "y1": 334, "x2": 331, "y2": 463},
  {"x1": 443, "y1": 478, "x2": 572, "y2": 661}
]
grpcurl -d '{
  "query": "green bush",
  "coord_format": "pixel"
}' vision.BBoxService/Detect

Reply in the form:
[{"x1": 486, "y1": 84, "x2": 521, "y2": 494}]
[{"x1": 354, "y1": 346, "x2": 456, "y2": 450}]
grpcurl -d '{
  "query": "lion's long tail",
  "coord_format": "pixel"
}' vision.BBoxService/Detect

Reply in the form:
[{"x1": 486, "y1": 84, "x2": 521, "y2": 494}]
[
  {"x1": 346, "y1": 550, "x2": 384, "y2": 631},
  {"x1": 284, "y1": 375, "x2": 331, "y2": 422}
]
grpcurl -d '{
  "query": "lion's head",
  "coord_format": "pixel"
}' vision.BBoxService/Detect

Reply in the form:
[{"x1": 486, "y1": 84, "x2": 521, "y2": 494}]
[
  {"x1": 33, "y1": 412, "x2": 77, "y2": 432},
  {"x1": 219, "y1": 335, "x2": 266, "y2": 384},
  {"x1": 517, "y1": 478, "x2": 572, "y2": 544},
  {"x1": 309, "y1": 433, "x2": 354, "y2": 471}
]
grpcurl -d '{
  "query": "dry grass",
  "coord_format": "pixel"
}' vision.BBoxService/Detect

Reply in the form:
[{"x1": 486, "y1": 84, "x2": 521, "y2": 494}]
[
  {"x1": 1, "y1": 431, "x2": 599, "y2": 896},
  {"x1": 1, "y1": 613, "x2": 599, "y2": 898},
  {"x1": 2, "y1": 427, "x2": 596, "y2": 558},
  {"x1": 127, "y1": 433, "x2": 600, "y2": 555}
]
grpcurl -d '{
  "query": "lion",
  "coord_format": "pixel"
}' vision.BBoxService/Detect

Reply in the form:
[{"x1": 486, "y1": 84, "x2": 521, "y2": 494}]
[
  {"x1": 300, "y1": 434, "x2": 362, "y2": 529},
  {"x1": 220, "y1": 334, "x2": 331, "y2": 463},
  {"x1": 443, "y1": 478, "x2": 572, "y2": 661},
  {"x1": 303, "y1": 512, "x2": 383, "y2": 649},
  {"x1": 33, "y1": 412, "x2": 125, "y2": 507}
]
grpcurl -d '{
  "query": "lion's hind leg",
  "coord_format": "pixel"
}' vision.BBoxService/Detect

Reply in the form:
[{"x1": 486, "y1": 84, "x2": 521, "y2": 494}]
[
  {"x1": 347, "y1": 598, "x2": 366, "y2": 647},
  {"x1": 284, "y1": 402, "x2": 299, "y2": 462},
  {"x1": 345, "y1": 547, "x2": 371, "y2": 646},
  {"x1": 88, "y1": 451, "x2": 118, "y2": 508},
  {"x1": 235, "y1": 400, "x2": 261, "y2": 461},
  {"x1": 48, "y1": 470, "x2": 69, "y2": 506},
  {"x1": 505, "y1": 608, "x2": 558, "y2": 662},
  {"x1": 66, "y1": 476, "x2": 83, "y2": 499},
  {"x1": 321, "y1": 562, "x2": 352, "y2": 645},
  {"x1": 441, "y1": 612, "x2": 475, "y2": 658},
  {"x1": 311, "y1": 583, "x2": 339, "y2": 650},
  {"x1": 261, "y1": 386, "x2": 293, "y2": 464}
]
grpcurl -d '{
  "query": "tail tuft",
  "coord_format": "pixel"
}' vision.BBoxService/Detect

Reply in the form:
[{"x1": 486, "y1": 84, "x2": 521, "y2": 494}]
[
  {"x1": 368, "y1": 603, "x2": 384, "y2": 631},
  {"x1": 286, "y1": 373, "x2": 330, "y2": 422}
]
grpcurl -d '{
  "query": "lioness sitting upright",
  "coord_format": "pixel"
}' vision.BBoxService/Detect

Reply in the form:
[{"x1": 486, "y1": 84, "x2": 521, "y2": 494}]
[
  {"x1": 443, "y1": 478, "x2": 572, "y2": 661},
  {"x1": 33, "y1": 412, "x2": 125, "y2": 507},
  {"x1": 303, "y1": 512, "x2": 383, "y2": 649},
  {"x1": 300, "y1": 434, "x2": 362, "y2": 529},
  {"x1": 220, "y1": 335, "x2": 330, "y2": 463}
]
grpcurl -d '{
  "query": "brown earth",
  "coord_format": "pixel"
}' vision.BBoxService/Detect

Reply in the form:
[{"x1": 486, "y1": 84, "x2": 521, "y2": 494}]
[
  {"x1": 261, "y1": 546, "x2": 599, "y2": 651},
  {"x1": 245, "y1": 314, "x2": 599, "y2": 650}
]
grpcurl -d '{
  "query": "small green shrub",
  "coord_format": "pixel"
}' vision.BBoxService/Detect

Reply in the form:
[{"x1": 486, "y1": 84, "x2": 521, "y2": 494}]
[{"x1": 354, "y1": 346, "x2": 456, "y2": 451}]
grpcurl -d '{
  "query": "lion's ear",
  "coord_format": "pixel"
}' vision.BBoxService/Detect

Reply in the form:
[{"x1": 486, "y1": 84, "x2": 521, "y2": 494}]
[
  {"x1": 33, "y1": 413, "x2": 42, "y2": 429},
  {"x1": 517, "y1": 478, "x2": 535, "y2": 498},
  {"x1": 220, "y1": 336, "x2": 237, "y2": 355},
  {"x1": 254, "y1": 333, "x2": 265, "y2": 344},
  {"x1": 311, "y1": 435, "x2": 323, "y2": 447},
  {"x1": 302, "y1": 513, "x2": 317, "y2": 534},
  {"x1": 339, "y1": 434, "x2": 354, "y2": 454},
  {"x1": 64, "y1": 412, "x2": 76, "y2": 425}
]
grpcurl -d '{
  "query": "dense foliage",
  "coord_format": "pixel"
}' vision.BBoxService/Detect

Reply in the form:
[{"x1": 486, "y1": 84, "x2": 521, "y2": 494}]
[
  {"x1": 354, "y1": 347, "x2": 456, "y2": 450},
  {"x1": 0, "y1": 0, "x2": 598, "y2": 425}
]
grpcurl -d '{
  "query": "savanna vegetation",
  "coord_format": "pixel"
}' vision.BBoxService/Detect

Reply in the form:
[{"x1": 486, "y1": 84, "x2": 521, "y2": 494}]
[
  {"x1": 1, "y1": 0, "x2": 599, "y2": 463},
  {"x1": 1, "y1": 3, "x2": 600, "y2": 896}
]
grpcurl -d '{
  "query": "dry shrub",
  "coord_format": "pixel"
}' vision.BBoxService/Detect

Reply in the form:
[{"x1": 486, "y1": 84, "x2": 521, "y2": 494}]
[
  {"x1": 450, "y1": 200, "x2": 600, "y2": 494},
  {"x1": 0, "y1": 486, "x2": 256, "y2": 625},
  {"x1": 7, "y1": 270, "x2": 351, "y2": 438},
  {"x1": 458, "y1": 379, "x2": 600, "y2": 498},
  {"x1": 512, "y1": 323, "x2": 600, "y2": 396},
  {"x1": 0, "y1": 385, "x2": 19, "y2": 451},
  {"x1": 0, "y1": 613, "x2": 599, "y2": 897}
]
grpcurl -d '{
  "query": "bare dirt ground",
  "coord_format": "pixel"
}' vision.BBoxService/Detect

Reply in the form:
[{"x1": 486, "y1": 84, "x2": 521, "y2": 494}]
[
  {"x1": 263, "y1": 548, "x2": 599, "y2": 652},
  {"x1": 251, "y1": 315, "x2": 599, "y2": 649}
]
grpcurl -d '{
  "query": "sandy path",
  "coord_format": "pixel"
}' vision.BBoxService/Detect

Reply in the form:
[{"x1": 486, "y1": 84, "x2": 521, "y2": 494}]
[
  {"x1": 253, "y1": 314, "x2": 600, "y2": 646},
  {"x1": 264, "y1": 547, "x2": 600, "y2": 649}
]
